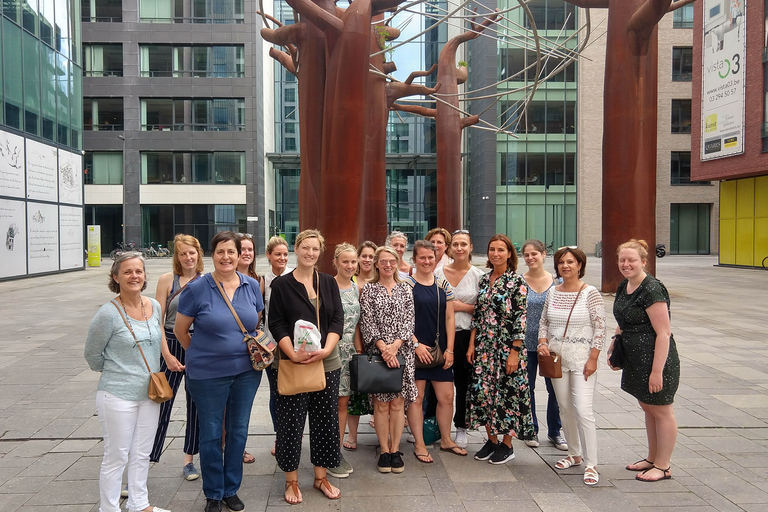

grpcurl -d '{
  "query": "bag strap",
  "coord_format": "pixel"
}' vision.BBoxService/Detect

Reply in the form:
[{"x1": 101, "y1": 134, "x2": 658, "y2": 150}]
[
  {"x1": 110, "y1": 300, "x2": 152, "y2": 375},
  {"x1": 314, "y1": 271, "x2": 321, "y2": 328},
  {"x1": 215, "y1": 279, "x2": 249, "y2": 337},
  {"x1": 435, "y1": 280, "x2": 440, "y2": 341},
  {"x1": 166, "y1": 273, "x2": 200, "y2": 312},
  {"x1": 563, "y1": 283, "x2": 586, "y2": 338}
]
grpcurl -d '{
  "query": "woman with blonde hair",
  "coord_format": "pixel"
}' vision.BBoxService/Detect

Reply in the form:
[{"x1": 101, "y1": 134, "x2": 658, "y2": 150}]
[
  {"x1": 611, "y1": 239, "x2": 679, "y2": 482},
  {"x1": 359, "y1": 246, "x2": 416, "y2": 473},
  {"x1": 269, "y1": 230, "x2": 345, "y2": 503},
  {"x1": 386, "y1": 231, "x2": 412, "y2": 279},
  {"x1": 263, "y1": 236, "x2": 293, "y2": 457},
  {"x1": 326, "y1": 243, "x2": 362, "y2": 477},
  {"x1": 150, "y1": 234, "x2": 204, "y2": 479},
  {"x1": 425, "y1": 227, "x2": 453, "y2": 270},
  {"x1": 538, "y1": 247, "x2": 605, "y2": 486}
]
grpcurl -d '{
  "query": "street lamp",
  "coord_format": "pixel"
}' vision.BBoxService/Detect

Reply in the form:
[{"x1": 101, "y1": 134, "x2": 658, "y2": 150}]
[{"x1": 117, "y1": 134, "x2": 126, "y2": 249}]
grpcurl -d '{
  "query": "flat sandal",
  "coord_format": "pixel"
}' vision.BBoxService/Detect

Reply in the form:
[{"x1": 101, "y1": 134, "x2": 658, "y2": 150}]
[{"x1": 284, "y1": 480, "x2": 301, "y2": 505}]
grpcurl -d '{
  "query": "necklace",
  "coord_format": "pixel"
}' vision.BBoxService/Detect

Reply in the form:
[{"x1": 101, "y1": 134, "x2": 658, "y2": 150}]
[{"x1": 118, "y1": 295, "x2": 152, "y2": 343}]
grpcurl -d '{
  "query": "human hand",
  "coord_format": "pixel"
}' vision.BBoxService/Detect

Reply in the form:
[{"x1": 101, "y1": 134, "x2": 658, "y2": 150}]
[
  {"x1": 505, "y1": 351, "x2": 519, "y2": 375},
  {"x1": 416, "y1": 343, "x2": 433, "y2": 366},
  {"x1": 583, "y1": 358, "x2": 597, "y2": 381},
  {"x1": 442, "y1": 351, "x2": 454, "y2": 370},
  {"x1": 385, "y1": 353, "x2": 401, "y2": 368},
  {"x1": 537, "y1": 344, "x2": 550, "y2": 358},
  {"x1": 302, "y1": 346, "x2": 328, "y2": 364},
  {"x1": 648, "y1": 371, "x2": 663, "y2": 393},
  {"x1": 467, "y1": 344, "x2": 475, "y2": 364},
  {"x1": 163, "y1": 354, "x2": 185, "y2": 372}
]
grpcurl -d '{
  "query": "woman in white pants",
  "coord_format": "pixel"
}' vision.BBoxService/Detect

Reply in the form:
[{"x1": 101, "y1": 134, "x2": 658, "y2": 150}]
[
  {"x1": 85, "y1": 253, "x2": 170, "y2": 512},
  {"x1": 538, "y1": 247, "x2": 605, "y2": 486}
]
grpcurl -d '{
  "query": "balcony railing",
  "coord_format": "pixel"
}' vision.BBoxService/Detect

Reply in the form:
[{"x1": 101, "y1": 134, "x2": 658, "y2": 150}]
[
  {"x1": 141, "y1": 124, "x2": 245, "y2": 132},
  {"x1": 82, "y1": 17, "x2": 122, "y2": 22},
  {"x1": 139, "y1": 70, "x2": 244, "y2": 78},
  {"x1": 139, "y1": 16, "x2": 245, "y2": 24}
]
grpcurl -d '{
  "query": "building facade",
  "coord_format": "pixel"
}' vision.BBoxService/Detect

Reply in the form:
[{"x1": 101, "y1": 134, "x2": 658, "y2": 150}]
[
  {"x1": 691, "y1": 0, "x2": 765, "y2": 267},
  {"x1": 82, "y1": 0, "x2": 266, "y2": 253},
  {"x1": 1, "y1": 0, "x2": 84, "y2": 280}
]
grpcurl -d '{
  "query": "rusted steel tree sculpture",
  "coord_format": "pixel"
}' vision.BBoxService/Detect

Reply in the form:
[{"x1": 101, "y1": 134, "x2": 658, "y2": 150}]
[{"x1": 564, "y1": 0, "x2": 695, "y2": 291}]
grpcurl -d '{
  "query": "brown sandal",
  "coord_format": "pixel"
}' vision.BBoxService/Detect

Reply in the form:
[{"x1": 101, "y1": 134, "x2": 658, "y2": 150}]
[
  {"x1": 284, "y1": 480, "x2": 301, "y2": 504},
  {"x1": 313, "y1": 477, "x2": 341, "y2": 500}
]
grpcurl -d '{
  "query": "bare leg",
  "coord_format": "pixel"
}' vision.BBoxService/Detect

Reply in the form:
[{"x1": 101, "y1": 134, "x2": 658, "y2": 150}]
[
  {"x1": 636, "y1": 402, "x2": 677, "y2": 481},
  {"x1": 345, "y1": 415, "x2": 360, "y2": 449},
  {"x1": 388, "y1": 398, "x2": 405, "y2": 451},
  {"x1": 485, "y1": 425, "x2": 498, "y2": 445},
  {"x1": 407, "y1": 381, "x2": 433, "y2": 462},
  {"x1": 373, "y1": 398, "x2": 392, "y2": 453},
  {"x1": 433, "y1": 381, "x2": 466, "y2": 454},
  {"x1": 338, "y1": 396, "x2": 350, "y2": 448},
  {"x1": 284, "y1": 470, "x2": 302, "y2": 504}
]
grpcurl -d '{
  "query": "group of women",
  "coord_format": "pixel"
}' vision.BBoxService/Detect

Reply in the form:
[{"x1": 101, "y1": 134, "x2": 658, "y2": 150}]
[{"x1": 85, "y1": 227, "x2": 680, "y2": 512}]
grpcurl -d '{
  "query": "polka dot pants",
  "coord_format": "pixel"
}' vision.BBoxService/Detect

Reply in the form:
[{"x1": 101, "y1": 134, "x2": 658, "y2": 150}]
[{"x1": 275, "y1": 368, "x2": 341, "y2": 472}]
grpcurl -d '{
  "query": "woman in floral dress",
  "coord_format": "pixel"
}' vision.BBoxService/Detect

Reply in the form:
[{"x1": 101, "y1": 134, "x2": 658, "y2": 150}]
[
  {"x1": 359, "y1": 246, "x2": 415, "y2": 474},
  {"x1": 467, "y1": 234, "x2": 534, "y2": 465},
  {"x1": 328, "y1": 243, "x2": 361, "y2": 478}
]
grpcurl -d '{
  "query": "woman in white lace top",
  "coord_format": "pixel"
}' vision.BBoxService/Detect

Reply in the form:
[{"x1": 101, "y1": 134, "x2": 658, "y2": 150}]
[{"x1": 538, "y1": 247, "x2": 605, "y2": 486}]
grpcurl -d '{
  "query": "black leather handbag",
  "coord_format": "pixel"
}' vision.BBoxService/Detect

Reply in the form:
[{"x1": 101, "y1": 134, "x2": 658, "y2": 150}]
[
  {"x1": 350, "y1": 354, "x2": 405, "y2": 394},
  {"x1": 608, "y1": 334, "x2": 627, "y2": 369}
]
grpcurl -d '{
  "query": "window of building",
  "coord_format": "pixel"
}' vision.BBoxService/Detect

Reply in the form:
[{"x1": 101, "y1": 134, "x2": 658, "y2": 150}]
[
  {"x1": 193, "y1": 46, "x2": 244, "y2": 77},
  {"x1": 501, "y1": 100, "x2": 576, "y2": 134},
  {"x1": 84, "y1": 98, "x2": 124, "y2": 130},
  {"x1": 141, "y1": 204, "x2": 246, "y2": 253},
  {"x1": 141, "y1": 151, "x2": 245, "y2": 184},
  {"x1": 139, "y1": 46, "x2": 177, "y2": 77},
  {"x1": 523, "y1": 0, "x2": 577, "y2": 31},
  {"x1": 499, "y1": 48, "x2": 576, "y2": 82},
  {"x1": 193, "y1": 99, "x2": 245, "y2": 130},
  {"x1": 23, "y1": 31, "x2": 42, "y2": 136},
  {"x1": 83, "y1": 44, "x2": 123, "y2": 76},
  {"x1": 84, "y1": 152, "x2": 123, "y2": 184},
  {"x1": 140, "y1": 98, "x2": 183, "y2": 130},
  {"x1": 500, "y1": 152, "x2": 575, "y2": 186},
  {"x1": 4, "y1": 19, "x2": 24, "y2": 130},
  {"x1": 82, "y1": 0, "x2": 122, "y2": 22},
  {"x1": 670, "y1": 203, "x2": 710, "y2": 254},
  {"x1": 140, "y1": 45, "x2": 245, "y2": 77},
  {"x1": 672, "y1": 47, "x2": 693, "y2": 81},
  {"x1": 671, "y1": 99, "x2": 691, "y2": 133},
  {"x1": 22, "y1": 0, "x2": 38, "y2": 34},
  {"x1": 192, "y1": 0, "x2": 245, "y2": 23},
  {"x1": 139, "y1": 0, "x2": 179, "y2": 22},
  {"x1": 670, "y1": 151, "x2": 710, "y2": 184},
  {"x1": 672, "y1": 3, "x2": 694, "y2": 28}
]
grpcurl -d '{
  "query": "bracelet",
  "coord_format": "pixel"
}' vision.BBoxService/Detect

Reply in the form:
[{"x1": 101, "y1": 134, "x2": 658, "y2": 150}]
[
  {"x1": 537, "y1": 342, "x2": 548, "y2": 347},
  {"x1": 445, "y1": 350, "x2": 454, "y2": 354},
  {"x1": 511, "y1": 345, "x2": 522, "y2": 352}
]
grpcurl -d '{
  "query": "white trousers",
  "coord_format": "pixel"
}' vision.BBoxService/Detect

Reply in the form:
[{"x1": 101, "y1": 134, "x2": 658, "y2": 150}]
[
  {"x1": 96, "y1": 390, "x2": 160, "y2": 512},
  {"x1": 550, "y1": 371, "x2": 598, "y2": 467}
]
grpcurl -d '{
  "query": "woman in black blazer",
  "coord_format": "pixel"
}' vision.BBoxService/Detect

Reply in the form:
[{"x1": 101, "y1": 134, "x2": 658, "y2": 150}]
[{"x1": 268, "y1": 229, "x2": 344, "y2": 504}]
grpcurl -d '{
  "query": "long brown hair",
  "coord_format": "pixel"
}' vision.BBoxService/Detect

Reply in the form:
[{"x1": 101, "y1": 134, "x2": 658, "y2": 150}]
[{"x1": 485, "y1": 234, "x2": 518, "y2": 271}]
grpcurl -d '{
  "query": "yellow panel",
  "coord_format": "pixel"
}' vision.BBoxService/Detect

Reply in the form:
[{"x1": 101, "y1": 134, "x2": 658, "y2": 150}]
[
  {"x1": 736, "y1": 178, "x2": 755, "y2": 219},
  {"x1": 754, "y1": 218, "x2": 768, "y2": 267},
  {"x1": 719, "y1": 180, "x2": 737, "y2": 220},
  {"x1": 735, "y1": 218, "x2": 754, "y2": 266},
  {"x1": 720, "y1": 218, "x2": 736, "y2": 265},
  {"x1": 755, "y1": 176, "x2": 768, "y2": 219}
]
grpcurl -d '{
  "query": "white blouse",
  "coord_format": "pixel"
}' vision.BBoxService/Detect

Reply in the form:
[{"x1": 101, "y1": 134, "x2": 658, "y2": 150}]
[
  {"x1": 435, "y1": 265, "x2": 485, "y2": 331},
  {"x1": 538, "y1": 285, "x2": 606, "y2": 372}
]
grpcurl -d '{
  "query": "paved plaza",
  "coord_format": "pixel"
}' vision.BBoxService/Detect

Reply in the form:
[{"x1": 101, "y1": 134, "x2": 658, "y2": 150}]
[{"x1": 1, "y1": 254, "x2": 768, "y2": 512}]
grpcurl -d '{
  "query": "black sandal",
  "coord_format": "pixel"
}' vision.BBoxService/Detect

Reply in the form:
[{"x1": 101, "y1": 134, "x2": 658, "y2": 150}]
[
  {"x1": 636, "y1": 465, "x2": 671, "y2": 482},
  {"x1": 625, "y1": 458, "x2": 654, "y2": 471}
]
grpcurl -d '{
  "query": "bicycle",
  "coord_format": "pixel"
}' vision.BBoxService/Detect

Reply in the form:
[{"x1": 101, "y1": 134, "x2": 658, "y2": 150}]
[
  {"x1": 110, "y1": 242, "x2": 136, "y2": 260},
  {"x1": 762, "y1": 255, "x2": 768, "y2": 270}
]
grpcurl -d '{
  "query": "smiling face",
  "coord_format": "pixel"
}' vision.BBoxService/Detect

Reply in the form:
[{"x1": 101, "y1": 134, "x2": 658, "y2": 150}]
[
  {"x1": 488, "y1": 240, "x2": 510, "y2": 271},
  {"x1": 295, "y1": 236, "x2": 321, "y2": 269},
  {"x1": 428, "y1": 234, "x2": 447, "y2": 261},
  {"x1": 335, "y1": 249, "x2": 358, "y2": 280},
  {"x1": 557, "y1": 251, "x2": 582, "y2": 281},
  {"x1": 618, "y1": 247, "x2": 646, "y2": 280},
  {"x1": 238, "y1": 239, "x2": 254, "y2": 272},
  {"x1": 376, "y1": 251, "x2": 398, "y2": 280},
  {"x1": 414, "y1": 246, "x2": 436, "y2": 275},
  {"x1": 267, "y1": 242, "x2": 289, "y2": 274},
  {"x1": 176, "y1": 243, "x2": 199, "y2": 272},
  {"x1": 358, "y1": 246, "x2": 375, "y2": 274},
  {"x1": 212, "y1": 240, "x2": 239, "y2": 274},
  {"x1": 390, "y1": 236, "x2": 407, "y2": 257},
  {"x1": 451, "y1": 234, "x2": 472, "y2": 262},
  {"x1": 523, "y1": 244, "x2": 545, "y2": 271},
  {"x1": 114, "y1": 257, "x2": 146, "y2": 294}
]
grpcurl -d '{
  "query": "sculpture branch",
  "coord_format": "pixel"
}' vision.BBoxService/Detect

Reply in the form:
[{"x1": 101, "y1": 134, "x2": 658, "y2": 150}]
[
  {"x1": 387, "y1": 81, "x2": 441, "y2": 108},
  {"x1": 404, "y1": 64, "x2": 437, "y2": 85},
  {"x1": 667, "y1": 0, "x2": 696, "y2": 13},
  {"x1": 561, "y1": 0, "x2": 609, "y2": 7},
  {"x1": 285, "y1": 0, "x2": 344, "y2": 34},
  {"x1": 629, "y1": 0, "x2": 674, "y2": 33},
  {"x1": 460, "y1": 115, "x2": 480, "y2": 129},
  {"x1": 268, "y1": 48, "x2": 297, "y2": 75},
  {"x1": 391, "y1": 103, "x2": 436, "y2": 118}
]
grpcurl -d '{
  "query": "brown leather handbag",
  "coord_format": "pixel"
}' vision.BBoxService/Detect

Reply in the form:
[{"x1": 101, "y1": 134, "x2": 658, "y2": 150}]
[{"x1": 539, "y1": 284, "x2": 585, "y2": 380}]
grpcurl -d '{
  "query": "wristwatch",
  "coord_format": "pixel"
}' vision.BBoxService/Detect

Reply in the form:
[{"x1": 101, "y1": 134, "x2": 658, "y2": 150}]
[
  {"x1": 414, "y1": 341, "x2": 420, "y2": 348},
  {"x1": 511, "y1": 345, "x2": 522, "y2": 352}
]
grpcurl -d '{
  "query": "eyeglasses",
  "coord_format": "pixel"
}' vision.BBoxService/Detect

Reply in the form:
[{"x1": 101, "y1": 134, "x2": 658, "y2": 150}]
[
  {"x1": 452, "y1": 229, "x2": 470, "y2": 235},
  {"x1": 379, "y1": 260, "x2": 397, "y2": 267}
]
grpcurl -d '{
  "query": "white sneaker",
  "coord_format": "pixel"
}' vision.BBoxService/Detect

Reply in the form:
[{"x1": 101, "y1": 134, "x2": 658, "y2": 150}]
[
  {"x1": 454, "y1": 428, "x2": 468, "y2": 448},
  {"x1": 525, "y1": 434, "x2": 540, "y2": 448},
  {"x1": 120, "y1": 484, "x2": 128, "y2": 498},
  {"x1": 406, "y1": 433, "x2": 416, "y2": 443}
]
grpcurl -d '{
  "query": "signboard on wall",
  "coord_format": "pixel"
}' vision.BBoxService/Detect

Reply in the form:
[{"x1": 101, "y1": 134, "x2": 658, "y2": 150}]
[
  {"x1": 59, "y1": 150, "x2": 83, "y2": 206},
  {"x1": 60, "y1": 206, "x2": 84, "y2": 270},
  {"x1": 26, "y1": 139, "x2": 58, "y2": 201},
  {"x1": 0, "y1": 131, "x2": 25, "y2": 198},
  {"x1": 27, "y1": 202, "x2": 59, "y2": 274},
  {"x1": 0, "y1": 199, "x2": 27, "y2": 278},
  {"x1": 701, "y1": 0, "x2": 746, "y2": 161}
]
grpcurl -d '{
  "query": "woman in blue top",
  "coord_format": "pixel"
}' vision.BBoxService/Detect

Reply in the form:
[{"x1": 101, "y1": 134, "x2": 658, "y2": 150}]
[
  {"x1": 84, "y1": 253, "x2": 170, "y2": 512},
  {"x1": 521, "y1": 240, "x2": 567, "y2": 451},
  {"x1": 175, "y1": 231, "x2": 264, "y2": 512}
]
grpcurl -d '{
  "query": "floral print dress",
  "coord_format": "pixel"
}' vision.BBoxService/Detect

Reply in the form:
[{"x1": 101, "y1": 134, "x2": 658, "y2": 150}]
[
  {"x1": 337, "y1": 284, "x2": 360, "y2": 397},
  {"x1": 466, "y1": 269, "x2": 535, "y2": 439},
  {"x1": 359, "y1": 282, "x2": 417, "y2": 405}
]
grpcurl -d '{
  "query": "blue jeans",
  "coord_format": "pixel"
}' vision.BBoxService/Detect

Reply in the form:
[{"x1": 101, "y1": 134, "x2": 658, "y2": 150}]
[
  {"x1": 187, "y1": 370, "x2": 262, "y2": 500},
  {"x1": 527, "y1": 352, "x2": 562, "y2": 438}
]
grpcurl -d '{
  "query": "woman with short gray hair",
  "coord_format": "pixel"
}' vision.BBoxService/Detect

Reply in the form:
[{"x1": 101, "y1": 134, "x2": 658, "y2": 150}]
[{"x1": 85, "y1": 252, "x2": 170, "y2": 512}]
